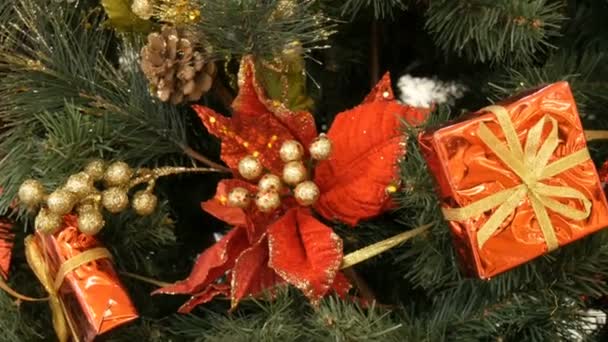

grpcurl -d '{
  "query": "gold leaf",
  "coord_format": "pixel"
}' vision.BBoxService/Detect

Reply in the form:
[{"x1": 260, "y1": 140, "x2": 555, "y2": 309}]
[{"x1": 101, "y1": 0, "x2": 153, "y2": 32}]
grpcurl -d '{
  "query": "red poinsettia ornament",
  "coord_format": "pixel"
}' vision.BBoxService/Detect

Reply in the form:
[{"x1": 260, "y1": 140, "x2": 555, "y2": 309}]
[{"x1": 155, "y1": 56, "x2": 426, "y2": 312}]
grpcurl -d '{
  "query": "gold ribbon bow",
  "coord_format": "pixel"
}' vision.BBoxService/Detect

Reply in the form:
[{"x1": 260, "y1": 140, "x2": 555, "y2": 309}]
[
  {"x1": 24, "y1": 235, "x2": 112, "y2": 342},
  {"x1": 442, "y1": 105, "x2": 592, "y2": 251}
]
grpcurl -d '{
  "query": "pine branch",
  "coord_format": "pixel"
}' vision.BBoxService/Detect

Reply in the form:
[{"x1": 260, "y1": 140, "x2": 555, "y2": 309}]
[
  {"x1": 424, "y1": 0, "x2": 566, "y2": 64},
  {"x1": 100, "y1": 318, "x2": 169, "y2": 342},
  {"x1": 163, "y1": 290, "x2": 405, "y2": 342},
  {"x1": 0, "y1": 1, "x2": 13, "y2": 47},
  {"x1": 0, "y1": 291, "x2": 44, "y2": 342},
  {"x1": 562, "y1": 0, "x2": 608, "y2": 52},
  {"x1": 190, "y1": 0, "x2": 336, "y2": 59},
  {"x1": 101, "y1": 200, "x2": 176, "y2": 277},
  {"x1": 308, "y1": 297, "x2": 404, "y2": 341},
  {"x1": 487, "y1": 50, "x2": 608, "y2": 124},
  {"x1": 339, "y1": 0, "x2": 409, "y2": 19},
  {"x1": 165, "y1": 289, "x2": 305, "y2": 341},
  {"x1": 0, "y1": 3, "x2": 210, "y2": 215}
]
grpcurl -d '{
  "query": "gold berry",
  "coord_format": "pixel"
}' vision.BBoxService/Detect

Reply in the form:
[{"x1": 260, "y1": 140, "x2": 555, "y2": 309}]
[
  {"x1": 47, "y1": 189, "x2": 77, "y2": 215},
  {"x1": 258, "y1": 174, "x2": 283, "y2": 192},
  {"x1": 78, "y1": 209, "x2": 105, "y2": 236},
  {"x1": 294, "y1": 181, "x2": 320, "y2": 206},
  {"x1": 131, "y1": 0, "x2": 154, "y2": 20},
  {"x1": 255, "y1": 190, "x2": 281, "y2": 213},
  {"x1": 64, "y1": 172, "x2": 94, "y2": 198},
  {"x1": 18, "y1": 179, "x2": 46, "y2": 207},
  {"x1": 309, "y1": 134, "x2": 332, "y2": 160},
  {"x1": 104, "y1": 161, "x2": 133, "y2": 187},
  {"x1": 238, "y1": 155, "x2": 263, "y2": 180},
  {"x1": 279, "y1": 140, "x2": 304, "y2": 162},
  {"x1": 282, "y1": 161, "x2": 307, "y2": 186},
  {"x1": 84, "y1": 159, "x2": 106, "y2": 181},
  {"x1": 385, "y1": 184, "x2": 399, "y2": 194},
  {"x1": 101, "y1": 187, "x2": 129, "y2": 213},
  {"x1": 227, "y1": 187, "x2": 251, "y2": 209},
  {"x1": 132, "y1": 190, "x2": 158, "y2": 216},
  {"x1": 76, "y1": 202, "x2": 97, "y2": 214},
  {"x1": 35, "y1": 208, "x2": 63, "y2": 234}
]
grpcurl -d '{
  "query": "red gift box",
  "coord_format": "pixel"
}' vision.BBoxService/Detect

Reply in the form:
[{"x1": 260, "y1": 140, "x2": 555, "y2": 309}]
[
  {"x1": 0, "y1": 219, "x2": 14, "y2": 279},
  {"x1": 419, "y1": 82, "x2": 608, "y2": 279},
  {"x1": 30, "y1": 216, "x2": 137, "y2": 341}
]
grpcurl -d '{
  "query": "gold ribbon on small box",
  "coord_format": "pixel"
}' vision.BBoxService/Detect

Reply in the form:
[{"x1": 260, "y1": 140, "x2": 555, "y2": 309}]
[
  {"x1": 442, "y1": 105, "x2": 592, "y2": 251},
  {"x1": 24, "y1": 235, "x2": 112, "y2": 342}
]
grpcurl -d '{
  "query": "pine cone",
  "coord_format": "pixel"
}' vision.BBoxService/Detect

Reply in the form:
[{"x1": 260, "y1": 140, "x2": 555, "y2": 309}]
[{"x1": 140, "y1": 26, "x2": 216, "y2": 104}]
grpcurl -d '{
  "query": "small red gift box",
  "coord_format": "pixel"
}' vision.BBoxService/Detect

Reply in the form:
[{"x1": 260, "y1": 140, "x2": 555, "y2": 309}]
[
  {"x1": 0, "y1": 218, "x2": 14, "y2": 279},
  {"x1": 31, "y1": 216, "x2": 138, "y2": 341},
  {"x1": 419, "y1": 82, "x2": 608, "y2": 279}
]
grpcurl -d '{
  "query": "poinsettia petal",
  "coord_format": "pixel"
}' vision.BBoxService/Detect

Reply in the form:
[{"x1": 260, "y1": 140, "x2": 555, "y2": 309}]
[
  {"x1": 272, "y1": 110, "x2": 317, "y2": 148},
  {"x1": 153, "y1": 226, "x2": 249, "y2": 295},
  {"x1": 195, "y1": 105, "x2": 245, "y2": 173},
  {"x1": 314, "y1": 75, "x2": 427, "y2": 226},
  {"x1": 238, "y1": 57, "x2": 318, "y2": 146},
  {"x1": 0, "y1": 219, "x2": 14, "y2": 279},
  {"x1": 202, "y1": 179, "x2": 257, "y2": 227},
  {"x1": 267, "y1": 208, "x2": 343, "y2": 303},
  {"x1": 201, "y1": 179, "x2": 290, "y2": 242},
  {"x1": 230, "y1": 235, "x2": 281, "y2": 309},
  {"x1": 331, "y1": 272, "x2": 352, "y2": 298},
  {"x1": 177, "y1": 283, "x2": 231, "y2": 313},
  {"x1": 195, "y1": 105, "x2": 299, "y2": 175},
  {"x1": 363, "y1": 73, "x2": 395, "y2": 103},
  {"x1": 363, "y1": 72, "x2": 429, "y2": 126},
  {"x1": 232, "y1": 56, "x2": 269, "y2": 117},
  {"x1": 195, "y1": 57, "x2": 319, "y2": 175}
]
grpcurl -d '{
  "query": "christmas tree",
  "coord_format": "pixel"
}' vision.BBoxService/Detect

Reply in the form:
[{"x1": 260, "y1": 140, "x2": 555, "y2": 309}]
[{"x1": 1, "y1": 0, "x2": 608, "y2": 341}]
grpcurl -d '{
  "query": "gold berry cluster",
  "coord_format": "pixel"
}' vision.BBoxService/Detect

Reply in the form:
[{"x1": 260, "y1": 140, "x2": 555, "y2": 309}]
[
  {"x1": 18, "y1": 160, "x2": 159, "y2": 236},
  {"x1": 228, "y1": 134, "x2": 332, "y2": 212}
]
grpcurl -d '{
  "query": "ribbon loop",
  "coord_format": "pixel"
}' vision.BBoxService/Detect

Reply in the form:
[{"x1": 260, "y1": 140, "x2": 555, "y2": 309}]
[{"x1": 442, "y1": 105, "x2": 592, "y2": 251}]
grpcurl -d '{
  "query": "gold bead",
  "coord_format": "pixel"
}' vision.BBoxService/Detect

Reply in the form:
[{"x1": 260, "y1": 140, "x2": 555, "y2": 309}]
[
  {"x1": 385, "y1": 184, "x2": 399, "y2": 194},
  {"x1": 78, "y1": 208, "x2": 105, "y2": 236},
  {"x1": 84, "y1": 159, "x2": 106, "y2": 181},
  {"x1": 279, "y1": 140, "x2": 304, "y2": 162},
  {"x1": 227, "y1": 187, "x2": 251, "y2": 209},
  {"x1": 238, "y1": 155, "x2": 263, "y2": 180},
  {"x1": 64, "y1": 172, "x2": 94, "y2": 198},
  {"x1": 131, "y1": 0, "x2": 154, "y2": 20},
  {"x1": 76, "y1": 202, "x2": 97, "y2": 214},
  {"x1": 255, "y1": 190, "x2": 281, "y2": 213},
  {"x1": 132, "y1": 190, "x2": 158, "y2": 216},
  {"x1": 294, "y1": 181, "x2": 320, "y2": 206},
  {"x1": 18, "y1": 179, "x2": 46, "y2": 207},
  {"x1": 47, "y1": 189, "x2": 77, "y2": 215},
  {"x1": 282, "y1": 161, "x2": 307, "y2": 186},
  {"x1": 309, "y1": 134, "x2": 332, "y2": 161},
  {"x1": 258, "y1": 174, "x2": 283, "y2": 192},
  {"x1": 101, "y1": 187, "x2": 129, "y2": 213},
  {"x1": 104, "y1": 161, "x2": 133, "y2": 187},
  {"x1": 35, "y1": 207, "x2": 63, "y2": 234}
]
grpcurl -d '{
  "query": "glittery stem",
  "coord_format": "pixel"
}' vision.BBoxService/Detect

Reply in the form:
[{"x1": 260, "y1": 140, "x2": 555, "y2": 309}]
[
  {"x1": 120, "y1": 271, "x2": 171, "y2": 287},
  {"x1": 343, "y1": 268, "x2": 376, "y2": 303},
  {"x1": 0, "y1": 275, "x2": 48, "y2": 302},
  {"x1": 584, "y1": 130, "x2": 608, "y2": 142},
  {"x1": 129, "y1": 167, "x2": 223, "y2": 189},
  {"x1": 179, "y1": 144, "x2": 231, "y2": 172},
  {"x1": 340, "y1": 223, "x2": 433, "y2": 269}
]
